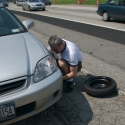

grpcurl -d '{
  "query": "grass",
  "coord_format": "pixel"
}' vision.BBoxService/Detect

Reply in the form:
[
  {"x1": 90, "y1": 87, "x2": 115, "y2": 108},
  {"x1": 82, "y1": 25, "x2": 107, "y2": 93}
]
[{"x1": 50, "y1": 0, "x2": 107, "y2": 5}]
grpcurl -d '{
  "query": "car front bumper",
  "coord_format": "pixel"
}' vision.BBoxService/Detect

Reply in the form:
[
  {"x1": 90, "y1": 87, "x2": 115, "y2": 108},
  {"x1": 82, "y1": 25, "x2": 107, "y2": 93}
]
[
  {"x1": 1, "y1": 69, "x2": 63, "y2": 125},
  {"x1": 30, "y1": 5, "x2": 45, "y2": 10}
]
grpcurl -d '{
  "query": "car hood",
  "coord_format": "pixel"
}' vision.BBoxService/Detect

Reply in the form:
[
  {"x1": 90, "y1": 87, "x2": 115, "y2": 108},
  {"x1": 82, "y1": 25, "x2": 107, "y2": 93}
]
[{"x1": 0, "y1": 32, "x2": 47, "y2": 82}]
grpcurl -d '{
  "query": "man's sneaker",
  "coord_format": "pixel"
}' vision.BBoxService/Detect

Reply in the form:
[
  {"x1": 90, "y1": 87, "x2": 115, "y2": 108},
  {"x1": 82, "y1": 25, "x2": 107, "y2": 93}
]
[{"x1": 65, "y1": 81, "x2": 74, "y2": 93}]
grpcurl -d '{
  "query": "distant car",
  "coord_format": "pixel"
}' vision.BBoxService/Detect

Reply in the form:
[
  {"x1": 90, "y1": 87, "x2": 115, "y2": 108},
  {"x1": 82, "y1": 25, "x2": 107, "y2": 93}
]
[
  {"x1": 42, "y1": 0, "x2": 51, "y2": 5},
  {"x1": 0, "y1": 6, "x2": 62, "y2": 125},
  {"x1": 0, "y1": 0, "x2": 8, "y2": 7},
  {"x1": 13, "y1": 0, "x2": 17, "y2": 4},
  {"x1": 16, "y1": 0, "x2": 24, "y2": 6},
  {"x1": 22, "y1": 0, "x2": 45, "y2": 11},
  {"x1": 97, "y1": 0, "x2": 125, "y2": 21}
]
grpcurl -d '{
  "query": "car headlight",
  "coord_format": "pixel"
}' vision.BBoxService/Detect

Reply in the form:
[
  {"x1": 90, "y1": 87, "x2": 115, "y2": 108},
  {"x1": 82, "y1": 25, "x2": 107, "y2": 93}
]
[{"x1": 33, "y1": 55, "x2": 57, "y2": 83}]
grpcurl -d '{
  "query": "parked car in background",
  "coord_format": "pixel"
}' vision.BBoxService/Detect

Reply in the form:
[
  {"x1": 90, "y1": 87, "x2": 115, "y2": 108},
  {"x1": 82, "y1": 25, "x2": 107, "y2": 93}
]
[
  {"x1": 0, "y1": 0, "x2": 8, "y2": 7},
  {"x1": 0, "y1": 5, "x2": 62, "y2": 125},
  {"x1": 42, "y1": 0, "x2": 51, "y2": 5},
  {"x1": 22, "y1": 0, "x2": 45, "y2": 11},
  {"x1": 97, "y1": 0, "x2": 125, "y2": 21},
  {"x1": 16, "y1": 0, "x2": 24, "y2": 6}
]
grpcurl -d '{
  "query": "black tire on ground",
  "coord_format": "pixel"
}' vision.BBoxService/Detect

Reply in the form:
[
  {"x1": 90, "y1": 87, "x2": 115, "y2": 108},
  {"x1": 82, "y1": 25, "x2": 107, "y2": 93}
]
[
  {"x1": 102, "y1": 11, "x2": 110, "y2": 21},
  {"x1": 42, "y1": 8, "x2": 45, "y2": 11},
  {"x1": 83, "y1": 76, "x2": 117, "y2": 97}
]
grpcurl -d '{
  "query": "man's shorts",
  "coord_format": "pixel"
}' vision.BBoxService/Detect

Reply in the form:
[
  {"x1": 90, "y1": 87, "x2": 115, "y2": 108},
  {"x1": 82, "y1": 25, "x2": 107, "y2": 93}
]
[{"x1": 59, "y1": 59, "x2": 82, "y2": 72}]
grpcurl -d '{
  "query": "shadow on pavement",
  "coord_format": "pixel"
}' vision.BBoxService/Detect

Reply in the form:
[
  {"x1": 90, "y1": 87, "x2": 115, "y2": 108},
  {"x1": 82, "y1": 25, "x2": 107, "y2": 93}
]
[{"x1": 11, "y1": 73, "x2": 93, "y2": 125}]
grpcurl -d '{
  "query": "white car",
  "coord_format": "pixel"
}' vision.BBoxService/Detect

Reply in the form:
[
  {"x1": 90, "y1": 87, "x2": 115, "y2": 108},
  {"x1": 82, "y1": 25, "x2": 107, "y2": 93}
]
[
  {"x1": 16, "y1": 0, "x2": 24, "y2": 6},
  {"x1": 22, "y1": 0, "x2": 45, "y2": 11},
  {"x1": 0, "y1": 6, "x2": 62, "y2": 125}
]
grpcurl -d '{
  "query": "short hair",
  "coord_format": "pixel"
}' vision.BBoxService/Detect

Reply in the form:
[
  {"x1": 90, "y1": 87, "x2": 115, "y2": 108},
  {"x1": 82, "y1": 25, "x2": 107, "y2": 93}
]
[{"x1": 48, "y1": 35, "x2": 62, "y2": 46}]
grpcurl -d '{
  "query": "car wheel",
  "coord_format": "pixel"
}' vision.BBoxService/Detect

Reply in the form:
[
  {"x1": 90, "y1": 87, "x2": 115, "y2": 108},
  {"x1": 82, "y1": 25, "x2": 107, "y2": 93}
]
[
  {"x1": 83, "y1": 76, "x2": 117, "y2": 97},
  {"x1": 28, "y1": 6, "x2": 31, "y2": 11},
  {"x1": 42, "y1": 8, "x2": 45, "y2": 11},
  {"x1": 102, "y1": 11, "x2": 110, "y2": 21},
  {"x1": 22, "y1": 6, "x2": 25, "y2": 10}
]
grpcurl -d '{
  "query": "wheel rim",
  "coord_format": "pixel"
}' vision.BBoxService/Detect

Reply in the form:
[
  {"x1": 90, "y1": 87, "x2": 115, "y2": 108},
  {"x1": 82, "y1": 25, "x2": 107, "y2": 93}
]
[
  {"x1": 91, "y1": 83, "x2": 108, "y2": 89},
  {"x1": 103, "y1": 13, "x2": 108, "y2": 20},
  {"x1": 89, "y1": 79, "x2": 111, "y2": 89},
  {"x1": 29, "y1": 6, "x2": 31, "y2": 10}
]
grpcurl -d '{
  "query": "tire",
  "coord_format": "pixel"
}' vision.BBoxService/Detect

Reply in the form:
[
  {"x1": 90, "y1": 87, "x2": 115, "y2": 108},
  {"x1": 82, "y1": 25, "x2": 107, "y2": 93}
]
[
  {"x1": 102, "y1": 11, "x2": 110, "y2": 21},
  {"x1": 42, "y1": 8, "x2": 45, "y2": 11},
  {"x1": 22, "y1": 6, "x2": 25, "y2": 10},
  {"x1": 28, "y1": 6, "x2": 31, "y2": 11},
  {"x1": 83, "y1": 76, "x2": 117, "y2": 97}
]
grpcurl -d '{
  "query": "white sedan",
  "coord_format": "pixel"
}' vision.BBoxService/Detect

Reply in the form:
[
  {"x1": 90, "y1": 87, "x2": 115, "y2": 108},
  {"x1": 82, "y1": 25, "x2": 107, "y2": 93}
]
[{"x1": 22, "y1": 0, "x2": 45, "y2": 11}]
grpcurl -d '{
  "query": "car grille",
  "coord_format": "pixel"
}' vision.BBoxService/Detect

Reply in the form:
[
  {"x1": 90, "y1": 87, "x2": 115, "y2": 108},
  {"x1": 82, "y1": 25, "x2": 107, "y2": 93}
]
[
  {"x1": 36, "y1": 4, "x2": 42, "y2": 6},
  {"x1": 16, "y1": 102, "x2": 35, "y2": 117},
  {"x1": 0, "y1": 79, "x2": 26, "y2": 95}
]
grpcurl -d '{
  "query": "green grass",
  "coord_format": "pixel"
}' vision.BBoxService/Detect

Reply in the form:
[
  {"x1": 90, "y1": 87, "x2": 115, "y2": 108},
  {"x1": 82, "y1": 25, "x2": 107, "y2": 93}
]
[{"x1": 50, "y1": 0, "x2": 107, "y2": 5}]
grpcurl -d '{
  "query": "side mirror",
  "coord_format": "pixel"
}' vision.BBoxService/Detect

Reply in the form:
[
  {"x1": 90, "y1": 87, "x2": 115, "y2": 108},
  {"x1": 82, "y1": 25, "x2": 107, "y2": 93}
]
[{"x1": 22, "y1": 20, "x2": 34, "y2": 30}]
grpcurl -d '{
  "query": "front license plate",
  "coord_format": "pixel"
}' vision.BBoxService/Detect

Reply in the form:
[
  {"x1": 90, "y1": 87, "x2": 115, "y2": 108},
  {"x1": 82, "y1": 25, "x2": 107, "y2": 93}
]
[{"x1": 0, "y1": 102, "x2": 16, "y2": 122}]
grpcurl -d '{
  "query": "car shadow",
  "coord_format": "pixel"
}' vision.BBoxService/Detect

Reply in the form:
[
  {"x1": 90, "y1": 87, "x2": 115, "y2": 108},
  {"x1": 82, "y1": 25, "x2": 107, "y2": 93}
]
[
  {"x1": 109, "y1": 18, "x2": 125, "y2": 24},
  {"x1": 11, "y1": 73, "x2": 93, "y2": 125},
  {"x1": 28, "y1": 9, "x2": 48, "y2": 12}
]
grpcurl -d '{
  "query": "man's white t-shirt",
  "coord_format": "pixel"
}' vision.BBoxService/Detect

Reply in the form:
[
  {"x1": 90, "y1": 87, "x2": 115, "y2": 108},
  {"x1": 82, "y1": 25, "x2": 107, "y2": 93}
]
[{"x1": 48, "y1": 39, "x2": 82, "y2": 67}]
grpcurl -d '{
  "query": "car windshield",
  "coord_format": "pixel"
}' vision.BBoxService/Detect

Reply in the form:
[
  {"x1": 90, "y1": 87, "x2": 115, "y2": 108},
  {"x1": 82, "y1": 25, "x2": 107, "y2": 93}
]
[
  {"x1": 29, "y1": 0, "x2": 40, "y2": 2},
  {"x1": 0, "y1": 7, "x2": 27, "y2": 36}
]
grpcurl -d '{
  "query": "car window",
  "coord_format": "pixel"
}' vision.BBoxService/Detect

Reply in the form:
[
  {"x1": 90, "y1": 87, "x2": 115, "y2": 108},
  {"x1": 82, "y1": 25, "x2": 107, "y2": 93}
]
[
  {"x1": 0, "y1": 7, "x2": 27, "y2": 36},
  {"x1": 109, "y1": 0, "x2": 119, "y2": 5}
]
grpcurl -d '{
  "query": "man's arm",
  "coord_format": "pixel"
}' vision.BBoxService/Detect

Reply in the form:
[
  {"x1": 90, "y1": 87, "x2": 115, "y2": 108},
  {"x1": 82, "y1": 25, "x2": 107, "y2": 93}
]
[{"x1": 63, "y1": 65, "x2": 78, "y2": 80}]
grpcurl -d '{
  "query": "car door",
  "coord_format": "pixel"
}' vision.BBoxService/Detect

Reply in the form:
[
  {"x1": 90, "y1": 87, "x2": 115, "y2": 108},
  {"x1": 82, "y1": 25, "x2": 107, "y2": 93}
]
[
  {"x1": 107, "y1": 0, "x2": 121, "y2": 18},
  {"x1": 118, "y1": 0, "x2": 125, "y2": 19}
]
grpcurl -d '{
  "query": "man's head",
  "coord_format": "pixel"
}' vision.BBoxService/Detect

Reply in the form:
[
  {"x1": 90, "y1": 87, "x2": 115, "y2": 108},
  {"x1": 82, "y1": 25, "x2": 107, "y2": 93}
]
[{"x1": 48, "y1": 35, "x2": 65, "y2": 54}]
